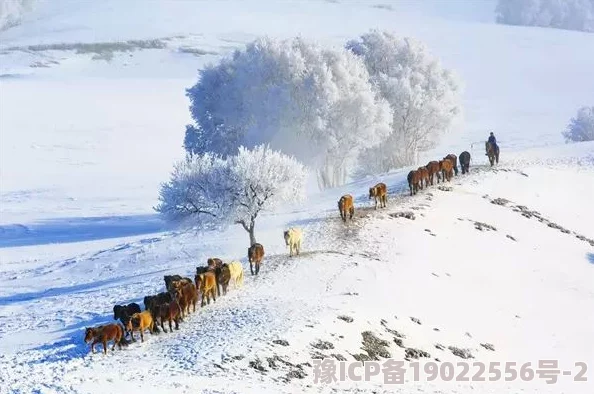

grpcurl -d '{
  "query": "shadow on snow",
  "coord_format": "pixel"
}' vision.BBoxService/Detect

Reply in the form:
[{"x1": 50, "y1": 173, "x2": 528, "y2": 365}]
[{"x1": 0, "y1": 214, "x2": 172, "y2": 248}]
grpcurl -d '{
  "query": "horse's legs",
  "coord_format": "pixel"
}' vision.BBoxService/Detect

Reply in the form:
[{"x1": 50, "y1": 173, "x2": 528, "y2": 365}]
[
  {"x1": 102, "y1": 340, "x2": 107, "y2": 355},
  {"x1": 250, "y1": 262, "x2": 254, "y2": 276},
  {"x1": 140, "y1": 330, "x2": 144, "y2": 343},
  {"x1": 162, "y1": 318, "x2": 167, "y2": 333}
]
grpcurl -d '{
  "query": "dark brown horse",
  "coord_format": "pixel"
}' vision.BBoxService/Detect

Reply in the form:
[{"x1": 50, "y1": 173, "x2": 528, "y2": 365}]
[
  {"x1": 407, "y1": 170, "x2": 421, "y2": 196},
  {"x1": 151, "y1": 299, "x2": 183, "y2": 333},
  {"x1": 84, "y1": 323, "x2": 129, "y2": 354},
  {"x1": 143, "y1": 292, "x2": 172, "y2": 315},
  {"x1": 248, "y1": 243, "x2": 265, "y2": 275},
  {"x1": 113, "y1": 302, "x2": 141, "y2": 340},
  {"x1": 459, "y1": 151, "x2": 471, "y2": 174},
  {"x1": 173, "y1": 282, "x2": 198, "y2": 317},
  {"x1": 338, "y1": 194, "x2": 355, "y2": 222},
  {"x1": 444, "y1": 154, "x2": 458, "y2": 176},
  {"x1": 486, "y1": 141, "x2": 499, "y2": 166},
  {"x1": 426, "y1": 161, "x2": 441, "y2": 185}
]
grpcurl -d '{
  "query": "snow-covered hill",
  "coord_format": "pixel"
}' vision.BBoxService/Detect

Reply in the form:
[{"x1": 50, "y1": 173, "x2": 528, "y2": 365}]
[
  {"x1": 1, "y1": 144, "x2": 593, "y2": 394},
  {"x1": 1, "y1": 1, "x2": 593, "y2": 393}
]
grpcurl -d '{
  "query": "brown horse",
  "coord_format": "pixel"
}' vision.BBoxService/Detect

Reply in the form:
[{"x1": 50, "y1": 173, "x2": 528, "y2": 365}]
[
  {"x1": 368, "y1": 183, "x2": 387, "y2": 209},
  {"x1": 206, "y1": 258, "x2": 224, "y2": 296},
  {"x1": 417, "y1": 167, "x2": 430, "y2": 189},
  {"x1": 444, "y1": 154, "x2": 458, "y2": 176},
  {"x1": 151, "y1": 299, "x2": 183, "y2": 333},
  {"x1": 195, "y1": 271, "x2": 217, "y2": 306},
  {"x1": 126, "y1": 311, "x2": 156, "y2": 343},
  {"x1": 486, "y1": 141, "x2": 499, "y2": 166},
  {"x1": 426, "y1": 161, "x2": 441, "y2": 185},
  {"x1": 248, "y1": 243, "x2": 265, "y2": 275},
  {"x1": 84, "y1": 323, "x2": 129, "y2": 354},
  {"x1": 439, "y1": 159, "x2": 454, "y2": 182},
  {"x1": 407, "y1": 170, "x2": 421, "y2": 196},
  {"x1": 173, "y1": 282, "x2": 198, "y2": 316},
  {"x1": 338, "y1": 194, "x2": 355, "y2": 222},
  {"x1": 459, "y1": 151, "x2": 471, "y2": 174}
]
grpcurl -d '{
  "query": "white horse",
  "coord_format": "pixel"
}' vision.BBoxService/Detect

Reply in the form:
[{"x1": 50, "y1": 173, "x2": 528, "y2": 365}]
[
  {"x1": 227, "y1": 261, "x2": 244, "y2": 288},
  {"x1": 283, "y1": 227, "x2": 303, "y2": 257}
]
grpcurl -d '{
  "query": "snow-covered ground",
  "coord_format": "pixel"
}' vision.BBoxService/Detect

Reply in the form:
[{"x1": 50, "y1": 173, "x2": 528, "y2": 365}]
[{"x1": 1, "y1": 1, "x2": 593, "y2": 393}]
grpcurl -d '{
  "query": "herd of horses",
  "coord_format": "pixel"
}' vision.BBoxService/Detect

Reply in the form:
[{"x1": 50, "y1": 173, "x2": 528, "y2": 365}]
[
  {"x1": 84, "y1": 231, "x2": 304, "y2": 354},
  {"x1": 337, "y1": 150, "x2": 473, "y2": 222},
  {"x1": 84, "y1": 146, "x2": 491, "y2": 355}
]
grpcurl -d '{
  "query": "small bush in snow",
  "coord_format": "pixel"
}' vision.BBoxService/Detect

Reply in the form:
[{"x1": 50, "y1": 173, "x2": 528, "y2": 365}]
[
  {"x1": 183, "y1": 36, "x2": 392, "y2": 189},
  {"x1": 346, "y1": 30, "x2": 462, "y2": 175},
  {"x1": 495, "y1": 0, "x2": 594, "y2": 33},
  {"x1": 562, "y1": 106, "x2": 594, "y2": 142},
  {"x1": 156, "y1": 144, "x2": 307, "y2": 246}
]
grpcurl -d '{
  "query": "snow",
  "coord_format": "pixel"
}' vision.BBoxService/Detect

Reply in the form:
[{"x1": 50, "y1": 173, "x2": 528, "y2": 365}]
[{"x1": 1, "y1": 1, "x2": 594, "y2": 393}]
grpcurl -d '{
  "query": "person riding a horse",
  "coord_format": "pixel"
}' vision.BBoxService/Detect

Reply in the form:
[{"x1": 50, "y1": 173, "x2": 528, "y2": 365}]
[{"x1": 486, "y1": 132, "x2": 499, "y2": 156}]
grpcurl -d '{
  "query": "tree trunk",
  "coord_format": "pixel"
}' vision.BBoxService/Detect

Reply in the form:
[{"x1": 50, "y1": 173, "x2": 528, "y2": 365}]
[{"x1": 248, "y1": 222, "x2": 256, "y2": 246}]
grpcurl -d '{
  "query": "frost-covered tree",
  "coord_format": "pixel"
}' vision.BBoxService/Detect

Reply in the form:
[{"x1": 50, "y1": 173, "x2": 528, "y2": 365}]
[
  {"x1": 562, "y1": 106, "x2": 594, "y2": 142},
  {"x1": 156, "y1": 145, "x2": 307, "y2": 246},
  {"x1": 155, "y1": 152, "x2": 234, "y2": 229},
  {"x1": 495, "y1": 0, "x2": 594, "y2": 33},
  {"x1": 184, "y1": 36, "x2": 392, "y2": 189},
  {"x1": 346, "y1": 30, "x2": 462, "y2": 174},
  {"x1": 0, "y1": 0, "x2": 36, "y2": 31}
]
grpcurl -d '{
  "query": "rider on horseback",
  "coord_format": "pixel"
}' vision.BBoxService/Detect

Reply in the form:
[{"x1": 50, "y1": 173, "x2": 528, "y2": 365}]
[{"x1": 486, "y1": 132, "x2": 499, "y2": 156}]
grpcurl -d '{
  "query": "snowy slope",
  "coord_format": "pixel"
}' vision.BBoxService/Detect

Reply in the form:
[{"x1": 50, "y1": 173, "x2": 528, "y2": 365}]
[
  {"x1": 1, "y1": 1, "x2": 594, "y2": 393},
  {"x1": 1, "y1": 145, "x2": 593, "y2": 394}
]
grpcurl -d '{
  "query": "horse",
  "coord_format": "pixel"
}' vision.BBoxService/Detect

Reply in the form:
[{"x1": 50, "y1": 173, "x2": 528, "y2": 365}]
[
  {"x1": 151, "y1": 299, "x2": 183, "y2": 333},
  {"x1": 219, "y1": 264, "x2": 232, "y2": 296},
  {"x1": 84, "y1": 323, "x2": 129, "y2": 355},
  {"x1": 112, "y1": 302, "x2": 141, "y2": 340},
  {"x1": 459, "y1": 151, "x2": 471, "y2": 174},
  {"x1": 407, "y1": 170, "x2": 421, "y2": 196},
  {"x1": 444, "y1": 154, "x2": 459, "y2": 176},
  {"x1": 143, "y1": 292, "x2": 172, "y2": 313},
  {"x1": 426, "y1": 161, "x2": 441, "y2": 185},
  {"x1": 439, "y1": 159, "x2": 454, "y2": 182},
  {"x1": 337, "y1": 194, "x2": 355, "y2": 223},
  {"x1": 173, "y1": 282, "x2": 198, "y2": 317},
  {"x1": 195, "y1": 271, "x2": 217, "y2": 307},
  {"x1": 486, "y1": 141, "x2": 499, "y2": 166},
  {"x1": 368, "y1": 183, "x2": 387, "y2": 209},
  {"x1": 126, "y1": 311, "x2": 156, "y2": 343},
  {"x1": 164, "y1": 275, "x2": 192, "y2": 294},
  {"x1": 248, "y1": 243, "x2": 265, "y2": 275},
  {"x1": 207, "y1": 258, "x2": 224, "y2": 296},
  {"x1": 417, "y1": 167, "x2": 430, "y2": 189},
  {"x1": 227, "y1": 260, "x2": 244, "y2": 289},
  {"x1": 283, "y1": 227, "x2": 302, "y2": 257}
]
